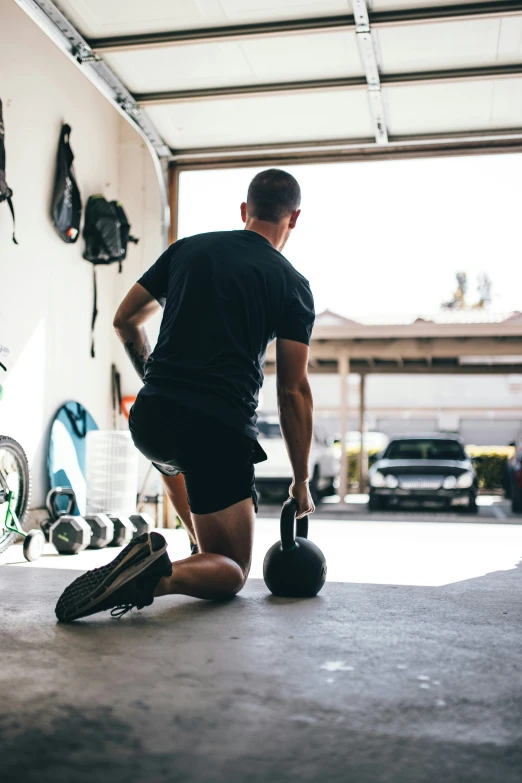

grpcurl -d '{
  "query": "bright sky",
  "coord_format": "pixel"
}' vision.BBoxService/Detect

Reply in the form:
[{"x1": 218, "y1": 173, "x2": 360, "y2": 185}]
[{"x1": 178, "y1": 154, "x2": 522, "y2": 320}]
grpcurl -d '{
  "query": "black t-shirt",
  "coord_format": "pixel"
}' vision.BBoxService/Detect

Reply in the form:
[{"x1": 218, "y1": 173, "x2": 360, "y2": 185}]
[{"x1": 137, "y1": 230, "x2": 315, "y2": 439}]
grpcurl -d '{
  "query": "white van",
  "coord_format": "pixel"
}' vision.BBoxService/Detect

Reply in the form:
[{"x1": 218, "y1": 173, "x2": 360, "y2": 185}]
[{"x1": 255, "y1": 416, "x2": 340, "y2": 502}]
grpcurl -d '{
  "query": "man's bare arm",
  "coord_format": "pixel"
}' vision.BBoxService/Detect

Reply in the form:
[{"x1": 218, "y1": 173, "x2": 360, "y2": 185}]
[
  {"x1": 113, "y1": 283, "x2": 161, "y2": 380},
  {"x1": 123, "y1": 334, "x2": 151, "y2": 381},
  {"x1": 276, "y1": 338, "x2": 314, "y2": 518}
]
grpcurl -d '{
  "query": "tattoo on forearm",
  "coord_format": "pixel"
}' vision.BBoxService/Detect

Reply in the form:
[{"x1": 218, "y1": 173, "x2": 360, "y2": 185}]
[{"x1": 124, "y1": 336, "x2": 151, "y2": 380}]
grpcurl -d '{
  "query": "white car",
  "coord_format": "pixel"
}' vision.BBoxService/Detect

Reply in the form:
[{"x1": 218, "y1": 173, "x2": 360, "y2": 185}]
[{"x1": 255, "y1": 416, "x2": 340, "y2": 502}]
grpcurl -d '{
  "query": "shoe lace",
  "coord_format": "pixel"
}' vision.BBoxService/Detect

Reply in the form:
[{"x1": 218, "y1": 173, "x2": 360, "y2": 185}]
[
  {"x1": 110, "y1": 599, "x2": 147, "y2": 619},
  {"x1": 110, "y1": 604, "x2": 134, "y2": 619}
]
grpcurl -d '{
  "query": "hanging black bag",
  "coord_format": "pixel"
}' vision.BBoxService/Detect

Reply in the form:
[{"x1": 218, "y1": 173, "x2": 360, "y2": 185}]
[
  {"x1": 51, "y1": 124, "x2": 82, "y2": 243},
  {"x1": 113, "y1": 202, "x2": 135, "y2": 258},
  {"x1": 83, "y1": 195, "x2": 139, "y2": 357},
  {"x1": 0, "y1": 98, "x2": 17, "y2": 244}
]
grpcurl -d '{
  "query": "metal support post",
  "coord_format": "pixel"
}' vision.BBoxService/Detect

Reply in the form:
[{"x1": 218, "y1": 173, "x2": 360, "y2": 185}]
[
  {"x1": 168, "y1": 165, "x2": 180, "y2": 246},
  {"x1": 358, "y1": 374, "x2": 367, "y2": 492},
  {"x1": 338, "y1": 354, "x2": 350, "y2": 505}
]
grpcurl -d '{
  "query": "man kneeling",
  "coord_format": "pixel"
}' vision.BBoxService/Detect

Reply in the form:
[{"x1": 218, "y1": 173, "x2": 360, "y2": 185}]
[{"x1": 55, "y1": 169, "x2": 315, "y2": 622}]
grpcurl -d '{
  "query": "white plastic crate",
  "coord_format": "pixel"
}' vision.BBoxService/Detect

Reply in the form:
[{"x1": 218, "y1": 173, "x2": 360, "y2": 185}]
[{"x1": 86, "y1": 431, "x2": 139, "y2": 515}]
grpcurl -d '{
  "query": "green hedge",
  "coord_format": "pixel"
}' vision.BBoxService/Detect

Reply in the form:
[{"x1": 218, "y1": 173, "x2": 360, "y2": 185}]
[
  {"x1": 347, "y1": 448, "x2": 379, "y2": 489},
  {"x1": 469, "y1": 454, "x2": 509, "y2": 491},
  {"x1": 466, "y1": 446, "x2": 513, "y2": 492}
]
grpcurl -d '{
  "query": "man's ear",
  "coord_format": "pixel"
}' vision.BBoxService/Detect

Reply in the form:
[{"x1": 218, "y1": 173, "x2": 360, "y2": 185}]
[
  {"x1": 240, "y1": 202, "x2": 248, "y2": 224},
  {"x1": 289, "y1": 209, "x2": 301, "y2": 229}
]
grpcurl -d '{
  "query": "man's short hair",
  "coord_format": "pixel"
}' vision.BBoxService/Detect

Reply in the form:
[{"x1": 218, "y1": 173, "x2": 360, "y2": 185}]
[{"x1": 247, "y1": 169, "x2": 301, "y2": 224}]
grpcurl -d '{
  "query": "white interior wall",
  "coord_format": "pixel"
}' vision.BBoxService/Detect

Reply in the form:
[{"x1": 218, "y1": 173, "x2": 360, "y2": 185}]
[
  {"x1": 114, "y1": 121, "x2": 165, "y2": 402},
  {"x1": 0, "y1": 0, "x2": 163, "y2": 507},
  {"x1": 114, "y1": 121, "x2": 166, "y2": 500}
]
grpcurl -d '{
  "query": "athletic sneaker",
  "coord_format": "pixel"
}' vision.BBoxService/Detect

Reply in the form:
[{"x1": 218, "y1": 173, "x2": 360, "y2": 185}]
[{"x1": 55, "y1": 532, "x2": 172, "y2": 623}]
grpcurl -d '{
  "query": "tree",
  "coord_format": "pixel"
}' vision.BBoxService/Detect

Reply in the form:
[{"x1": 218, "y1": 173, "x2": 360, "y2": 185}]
[
  {"x1": 442, "y1": 272, "x2": 467, "y2": 310},
  {"x1": 441, "y1": 272, "x2": 492, "y2": 311}
]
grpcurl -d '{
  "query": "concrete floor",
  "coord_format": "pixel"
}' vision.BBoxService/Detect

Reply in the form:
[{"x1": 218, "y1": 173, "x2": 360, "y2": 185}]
[{"x1": 1, "y1": 514, "x2": 522, "y2": 783}]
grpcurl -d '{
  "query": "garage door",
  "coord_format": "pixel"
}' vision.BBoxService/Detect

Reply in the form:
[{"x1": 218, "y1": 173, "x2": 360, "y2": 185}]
[
  {"x1": 376, "y1": 419, "x2": 438, "y2": 438},
  {"x1": 459, "y1": 419, "x2": 522, "y2": 447}
]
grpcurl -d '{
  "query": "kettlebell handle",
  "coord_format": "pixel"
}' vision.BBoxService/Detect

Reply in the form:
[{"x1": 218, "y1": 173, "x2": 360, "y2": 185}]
[
  {"x1": 46, "y1": 486, "x2": 76, "y2": 521},
  {"x1": 280, "y1": 498, "x2": 309, "y2": 551}
]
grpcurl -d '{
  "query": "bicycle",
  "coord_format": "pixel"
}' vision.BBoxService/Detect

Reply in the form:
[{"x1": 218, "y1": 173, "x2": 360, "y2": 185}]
[{"x1": 0, "y1": 345, "x2": 44, "y2": 561}]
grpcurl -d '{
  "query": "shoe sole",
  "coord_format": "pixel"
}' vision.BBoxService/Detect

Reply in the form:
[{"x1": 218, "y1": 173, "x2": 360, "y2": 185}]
[{"x1": 56, "y1": 534, "x2": 167, "y2": 622}]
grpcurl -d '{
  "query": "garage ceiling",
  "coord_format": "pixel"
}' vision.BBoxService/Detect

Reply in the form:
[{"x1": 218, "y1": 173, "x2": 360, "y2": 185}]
[{"x1": 17, "y1": 0, "x2": 522, "y2": 165}]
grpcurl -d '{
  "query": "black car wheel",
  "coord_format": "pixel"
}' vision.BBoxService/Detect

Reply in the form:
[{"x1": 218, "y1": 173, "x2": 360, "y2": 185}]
[
  {"x1": 504, "y1": 466, "x2": 513, "y2": 500},
  {"x1": 369, "y1": 493, "x2": 386, "y2": 512},
  {"x1": 320, "y1": 479, "x2": 337, "y2": 498},
  {"x1": 455, "y1": 496, "x2": 478, "y2": 515},
  {"x1": 512, "y1": 486, "x2": 522, "y2": 514}
]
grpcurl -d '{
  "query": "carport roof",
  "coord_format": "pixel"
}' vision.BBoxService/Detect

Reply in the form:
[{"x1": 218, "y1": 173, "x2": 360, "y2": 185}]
[
  {"x1": 265, "y1": 309, "x2": 522, "y2": 374},
  {"x1": 18, "y1": 1, "x2": 522, "y2": 166}
]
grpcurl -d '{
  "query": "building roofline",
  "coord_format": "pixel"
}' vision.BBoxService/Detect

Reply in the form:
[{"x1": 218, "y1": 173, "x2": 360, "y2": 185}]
[{"x1": 311, "y1": 318, "x2": 522, "y2": 341}]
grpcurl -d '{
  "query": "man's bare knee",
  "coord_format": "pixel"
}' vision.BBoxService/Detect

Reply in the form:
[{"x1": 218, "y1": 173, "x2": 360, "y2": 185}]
[
  {"x1": 218, "y1": 558, "x2": 248, "y2": 598},
  {"x1": 235, "y1": 565, "x2": 250, "y2": 594}
]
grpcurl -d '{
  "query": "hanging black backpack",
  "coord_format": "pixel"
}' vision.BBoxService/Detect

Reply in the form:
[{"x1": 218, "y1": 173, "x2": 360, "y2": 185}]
[
  {"x1": 51, "y1": 124, "x2": 82, "y2": 243},
  {"x1": 0, "y1": 98, "x2": 17, "y2": 244},
  {"x1": 83, "y1": 195, "x2": 139, "y2": 357}
]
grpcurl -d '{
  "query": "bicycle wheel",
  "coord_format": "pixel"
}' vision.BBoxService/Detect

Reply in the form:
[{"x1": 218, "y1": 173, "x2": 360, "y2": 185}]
[{"x1": 0, "y1": 436, "x2": 31, "y2": 555}]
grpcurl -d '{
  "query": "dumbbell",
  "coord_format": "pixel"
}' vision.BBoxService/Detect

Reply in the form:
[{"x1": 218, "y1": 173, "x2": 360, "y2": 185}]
[
  {"x1": 129, "y1": 513, "x2": 154, "y2": 536},
  {"x1": 50, "y1": 515, "x2": 92, "y2": 554},
  {"x1": 84, "y1": 514, "x2": 115, "y2": 549},
  {"x1": 108, "y1": 514, "x2": 135, "y2": 547}
]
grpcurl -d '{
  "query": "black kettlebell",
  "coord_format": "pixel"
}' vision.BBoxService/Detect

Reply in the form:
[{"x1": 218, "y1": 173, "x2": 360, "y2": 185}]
[
  {"x1": 46, "y1": 486, "x2": 77, "y2": 521},
  {"x1": 263, "y1": 498, "x2": 327, "y2": 597},
  {"x1": 42, "y1": 486, "x2": 77, "y2": 540}
]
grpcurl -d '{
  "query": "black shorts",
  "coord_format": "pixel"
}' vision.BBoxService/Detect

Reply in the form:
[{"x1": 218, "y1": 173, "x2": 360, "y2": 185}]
[{"x1": 129, "y1": 391, "x2": 266, "y2": 515}]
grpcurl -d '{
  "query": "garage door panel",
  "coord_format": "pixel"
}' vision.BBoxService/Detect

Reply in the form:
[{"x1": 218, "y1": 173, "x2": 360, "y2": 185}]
[
  {"x1": 104, "y1": 31, "x2": 362, "y2": 94},
  {"x1": 147, "y1": 89, "x2": 373, "y2": 149},
  {"x1": 378, "y1": 18, "x2": 522, "y2": 74},
  {"x1": 55, "y1": 0, "x2": 352, "y2": 39},
  {"x1": 216, "y1": 0, "x2": 351, "y2": 25},
  {"x1": 372, "y1": 0, "x2": 494, "y2": 10},
  {"x1": 385, "y1": 79, "x2": 522, "y2": 136}
]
